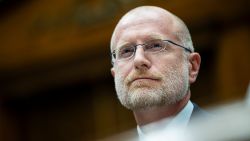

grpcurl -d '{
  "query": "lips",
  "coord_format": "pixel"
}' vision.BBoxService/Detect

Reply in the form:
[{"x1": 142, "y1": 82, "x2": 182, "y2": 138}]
[
  {"x1": 129, "y1": 77, "x2": 160, "y2": 85},
  {"x1": 133, "y1": 77, "x2": 158, "y2": 81}
]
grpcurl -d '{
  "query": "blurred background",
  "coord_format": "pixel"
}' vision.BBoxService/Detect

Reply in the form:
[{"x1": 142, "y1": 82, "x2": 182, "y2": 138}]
[{"x1": 0, "y1": 0, "x2": 249, "y2": 141}]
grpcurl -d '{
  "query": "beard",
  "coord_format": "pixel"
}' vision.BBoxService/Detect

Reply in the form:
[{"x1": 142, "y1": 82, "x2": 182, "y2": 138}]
[{"x1": 114, "y1": 59, "x2": 189, "y2": 111}]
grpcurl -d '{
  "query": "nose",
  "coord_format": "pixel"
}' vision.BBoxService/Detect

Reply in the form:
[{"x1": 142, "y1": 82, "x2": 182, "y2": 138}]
[{"x1": 133, "y1": 46, "x2": 151, "y2": 70}]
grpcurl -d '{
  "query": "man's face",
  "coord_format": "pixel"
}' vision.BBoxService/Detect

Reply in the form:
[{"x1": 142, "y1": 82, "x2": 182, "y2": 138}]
[{"x1": 111, "y1": 19, "x2": 190, "y2": 111}]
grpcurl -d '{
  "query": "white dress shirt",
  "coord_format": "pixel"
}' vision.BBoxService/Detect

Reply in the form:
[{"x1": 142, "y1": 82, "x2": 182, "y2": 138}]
[{"x1": 137, "y1": 101, "x2": 194, "y2": 141}]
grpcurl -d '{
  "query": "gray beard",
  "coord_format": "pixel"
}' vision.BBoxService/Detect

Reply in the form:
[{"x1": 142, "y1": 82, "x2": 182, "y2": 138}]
[{"x1": 114, "y1": 61, "x2": 189, "y2": 110}]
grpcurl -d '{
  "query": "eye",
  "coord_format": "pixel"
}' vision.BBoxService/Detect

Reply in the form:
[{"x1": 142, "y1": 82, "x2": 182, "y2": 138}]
[
  {"x1": 145, "y1": 40, "x2": 164, "y2": 52},
  {"x1": 118, "y1": 46, "x2": 135, "y2": 59}
]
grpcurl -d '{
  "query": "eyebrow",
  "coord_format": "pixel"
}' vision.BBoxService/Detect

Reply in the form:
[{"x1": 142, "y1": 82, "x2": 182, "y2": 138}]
[
  {"x1": 114, "y1": 32, "x2": 168, "y2": 51},
  {"x1": 116, "y1": 42, "x2": 132, "y2": 50},
  {"x1": 119, "y1": 34, "x2": 163, "y2": 44}
]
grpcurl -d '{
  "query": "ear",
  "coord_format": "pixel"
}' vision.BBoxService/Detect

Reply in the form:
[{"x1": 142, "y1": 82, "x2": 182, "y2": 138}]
[
  {"x1": 111, "y1": 67, "x2": 115, "y2": 77},
  {"x1": 188, "y1": 53, "x2": 201, "y2": 84}
]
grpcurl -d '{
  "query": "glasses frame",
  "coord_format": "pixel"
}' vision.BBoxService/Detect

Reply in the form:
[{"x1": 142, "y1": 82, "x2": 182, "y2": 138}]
[{"x1": 111, "y1": 39, "x2": 192, "y2": 64}]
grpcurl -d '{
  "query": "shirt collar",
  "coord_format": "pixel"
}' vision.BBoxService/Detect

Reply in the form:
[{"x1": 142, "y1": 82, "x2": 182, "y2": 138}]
[{"x1": 137, "y1": 101, "x2": 194, "y2": 140}]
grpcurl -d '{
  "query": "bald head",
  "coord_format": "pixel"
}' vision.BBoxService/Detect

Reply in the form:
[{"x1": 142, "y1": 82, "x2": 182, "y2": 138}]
[{"x1": 110, "y1": 6, "x2": 194, "y2": 53}]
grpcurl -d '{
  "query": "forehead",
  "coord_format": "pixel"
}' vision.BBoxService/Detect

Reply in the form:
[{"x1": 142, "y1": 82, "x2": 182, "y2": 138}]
[{"x1": 113, "y1": 19, "x2": 176, "y2": 49}]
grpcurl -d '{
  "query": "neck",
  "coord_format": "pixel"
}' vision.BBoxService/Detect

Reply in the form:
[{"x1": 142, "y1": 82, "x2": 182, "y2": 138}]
[{"x1": 133, "y1": 91, "x2": 191, "y2": 126}]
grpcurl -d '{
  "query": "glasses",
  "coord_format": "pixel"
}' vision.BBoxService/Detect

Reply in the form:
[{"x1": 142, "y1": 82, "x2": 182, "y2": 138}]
[{"x1": 111, "y1": 39, "x2": 192, "y2": 62}]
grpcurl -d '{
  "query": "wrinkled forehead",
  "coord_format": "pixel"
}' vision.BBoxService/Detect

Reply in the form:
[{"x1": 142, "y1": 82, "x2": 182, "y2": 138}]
[
  {"x1": 111, "y1": 8, "x2": 178, "y2": 51},
  {"x1": 115, "y1": 22, "x2": 174, "y2": 47}
]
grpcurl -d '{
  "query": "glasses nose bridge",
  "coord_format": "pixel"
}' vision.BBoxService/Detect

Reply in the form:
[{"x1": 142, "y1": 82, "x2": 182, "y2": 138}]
[
  {"x1": 133, "y1": 43, "x2": 148, "y2": 59},
  {"x1": 134, "y1": 43, "x2": 146, "y2": 52}
]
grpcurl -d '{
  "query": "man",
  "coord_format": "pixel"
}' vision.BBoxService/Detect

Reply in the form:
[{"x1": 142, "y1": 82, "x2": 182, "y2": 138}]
[{"x1": 110, "y1": 5, "x2": 205, "y2": 139}]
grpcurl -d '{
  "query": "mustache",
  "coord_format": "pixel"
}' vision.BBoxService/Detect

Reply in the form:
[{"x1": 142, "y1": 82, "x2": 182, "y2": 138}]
[{"x1": 125, "y1": 70, "x2": 162, "y2": 84}]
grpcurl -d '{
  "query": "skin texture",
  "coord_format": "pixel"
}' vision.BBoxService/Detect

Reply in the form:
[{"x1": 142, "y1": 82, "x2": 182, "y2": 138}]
[{"x1": 110, "y1": 6, "x2": 201, "y2": 126}]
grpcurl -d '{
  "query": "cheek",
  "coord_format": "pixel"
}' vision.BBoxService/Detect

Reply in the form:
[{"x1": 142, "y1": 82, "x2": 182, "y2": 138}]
[
  {"x1": 152, "y1": 55, "x2": 185, "y2": 73},
  {"x1": 115, "y1": 62, "x2": 132, "y2": 78},
  {"x1": 151, "y1": 55, "x2": 176, "y2": 69}
]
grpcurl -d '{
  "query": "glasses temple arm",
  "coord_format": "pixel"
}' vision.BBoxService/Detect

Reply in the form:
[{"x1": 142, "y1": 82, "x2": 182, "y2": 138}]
[{"x1": 164, "y1": 40, "x2": 192, "y2": 53}]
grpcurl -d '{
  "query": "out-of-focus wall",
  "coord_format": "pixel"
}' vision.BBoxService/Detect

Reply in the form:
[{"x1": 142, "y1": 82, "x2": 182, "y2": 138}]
[{"x1": 0, "y1": 0, "x2": 249, "y2": 141}]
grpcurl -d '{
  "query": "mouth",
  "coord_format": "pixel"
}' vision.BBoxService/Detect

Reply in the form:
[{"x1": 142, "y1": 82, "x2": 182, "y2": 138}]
[{"x1": 130, "y1": 77, "x2": 160, "y2": 84}]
